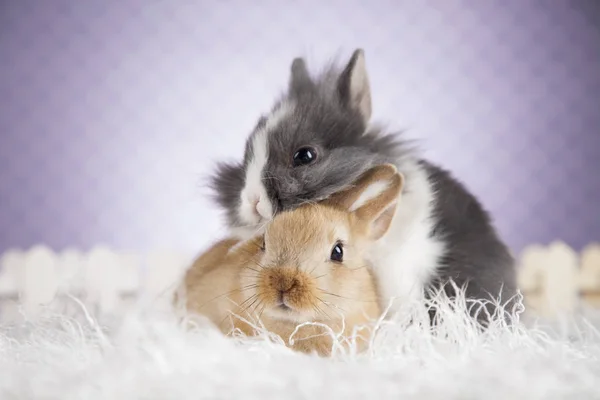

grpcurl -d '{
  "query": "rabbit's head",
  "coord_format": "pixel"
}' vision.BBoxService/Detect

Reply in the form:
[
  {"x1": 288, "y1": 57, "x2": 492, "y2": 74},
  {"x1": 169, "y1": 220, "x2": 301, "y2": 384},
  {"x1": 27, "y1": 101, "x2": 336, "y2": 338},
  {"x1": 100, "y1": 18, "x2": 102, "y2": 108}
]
[
  {"x1": 210, "y1": 49, "x2": 410, "y2": 237},
  {"x1": 240, "y1": 164, "x2": 404, "y2": 323}
]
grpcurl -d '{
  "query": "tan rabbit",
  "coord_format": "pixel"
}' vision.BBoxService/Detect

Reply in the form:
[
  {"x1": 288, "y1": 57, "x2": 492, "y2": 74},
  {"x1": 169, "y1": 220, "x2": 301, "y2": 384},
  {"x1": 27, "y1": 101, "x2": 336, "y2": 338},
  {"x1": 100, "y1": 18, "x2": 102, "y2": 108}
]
[{"x1": 178, "y1": 164, "x2": 404, "y2": 356}]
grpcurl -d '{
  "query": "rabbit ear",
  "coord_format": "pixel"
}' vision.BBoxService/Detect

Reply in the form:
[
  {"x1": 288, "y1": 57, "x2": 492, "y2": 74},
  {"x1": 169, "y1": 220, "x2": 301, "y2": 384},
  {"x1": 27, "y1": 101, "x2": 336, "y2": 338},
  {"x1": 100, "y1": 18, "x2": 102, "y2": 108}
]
[
  {"x1": 325, "y1": 164, "x2": 404, "y2": 240},
  {"x1": 337, "y1": 49, "x2": 372, "y2": 123},
  {"x1": 289, "y1": 57, "x2": 313, "y2": 94},
  {"x1": 352, "y1": 170, "x2": 403, "y2": 240}
]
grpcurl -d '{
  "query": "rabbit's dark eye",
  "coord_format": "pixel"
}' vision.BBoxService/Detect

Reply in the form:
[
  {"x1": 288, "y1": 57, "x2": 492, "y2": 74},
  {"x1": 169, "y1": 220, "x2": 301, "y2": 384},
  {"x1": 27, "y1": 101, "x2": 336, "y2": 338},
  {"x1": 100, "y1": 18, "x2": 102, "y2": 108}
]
[
  {"x1": 260, "y1": 235, "x2": 266, "y2": 252},
  {"x1": 293, "y1": 146, "x2": 317, "y2": 167},
  {"x1": 330, "y1": 242, "x2": 343, "y2": 263}
]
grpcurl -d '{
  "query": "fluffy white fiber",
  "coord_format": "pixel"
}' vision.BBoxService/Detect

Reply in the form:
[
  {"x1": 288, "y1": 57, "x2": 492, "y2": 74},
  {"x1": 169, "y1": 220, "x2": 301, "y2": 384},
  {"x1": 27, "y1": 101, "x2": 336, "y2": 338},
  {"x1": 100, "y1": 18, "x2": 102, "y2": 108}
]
[{"x1": 1, "y1": 290, "x2": 600, "y2": 400}]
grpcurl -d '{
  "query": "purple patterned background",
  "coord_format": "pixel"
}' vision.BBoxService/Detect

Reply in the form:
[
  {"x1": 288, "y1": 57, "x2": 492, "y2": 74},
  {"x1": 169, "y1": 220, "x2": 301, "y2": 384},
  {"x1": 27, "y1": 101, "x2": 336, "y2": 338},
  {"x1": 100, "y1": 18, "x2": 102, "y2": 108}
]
[{"x1": 0, "y1": 1, "x2": 599, "y2": 255}]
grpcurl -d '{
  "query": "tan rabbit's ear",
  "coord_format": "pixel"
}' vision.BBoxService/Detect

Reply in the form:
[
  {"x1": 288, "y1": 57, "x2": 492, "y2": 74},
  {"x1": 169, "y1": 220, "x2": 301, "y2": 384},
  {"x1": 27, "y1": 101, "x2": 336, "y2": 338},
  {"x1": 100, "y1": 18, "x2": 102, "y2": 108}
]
[{"x1": 326, "y1": 164, "x2": 404, "y2": 240}]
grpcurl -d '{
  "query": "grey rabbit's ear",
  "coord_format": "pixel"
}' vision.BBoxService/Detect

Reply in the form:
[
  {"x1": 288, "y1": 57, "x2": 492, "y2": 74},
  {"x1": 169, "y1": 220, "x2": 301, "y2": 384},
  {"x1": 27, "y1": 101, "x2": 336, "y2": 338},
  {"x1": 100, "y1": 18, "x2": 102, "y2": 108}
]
[
  {"x1": 337, "y1": 48, "x2": 372, "y2": 123},
  {"x1": 289, "y1": 57, "x2": 313, "y2": 94}
]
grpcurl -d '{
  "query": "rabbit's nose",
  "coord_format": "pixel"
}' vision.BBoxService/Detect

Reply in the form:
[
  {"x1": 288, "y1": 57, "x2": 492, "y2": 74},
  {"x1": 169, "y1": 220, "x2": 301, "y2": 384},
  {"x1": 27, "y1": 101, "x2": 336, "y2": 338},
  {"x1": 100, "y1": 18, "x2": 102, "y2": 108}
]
[
  {"x1": 244, "y1": 192, "x2": 258, "y2": 209},
  {"x1": 273, "y1": 274, "x2": 298, "y2": 294},
  {"x1": 249, "y1": 196, "x2": 260, "y2": 214},
  {"x1": 244, "y1": 192, "x2": 272, "y2": 220},
  {"x1": 255, "y1": 197, "x2": 273, "y2": 219}
]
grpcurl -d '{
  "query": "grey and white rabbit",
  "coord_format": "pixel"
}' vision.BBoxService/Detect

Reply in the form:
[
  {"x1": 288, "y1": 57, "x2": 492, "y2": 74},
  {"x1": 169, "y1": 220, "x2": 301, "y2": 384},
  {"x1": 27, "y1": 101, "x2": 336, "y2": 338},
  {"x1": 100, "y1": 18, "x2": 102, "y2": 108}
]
[{"x1": 210, "y1": 49, "x2": 517, "y2": 324}]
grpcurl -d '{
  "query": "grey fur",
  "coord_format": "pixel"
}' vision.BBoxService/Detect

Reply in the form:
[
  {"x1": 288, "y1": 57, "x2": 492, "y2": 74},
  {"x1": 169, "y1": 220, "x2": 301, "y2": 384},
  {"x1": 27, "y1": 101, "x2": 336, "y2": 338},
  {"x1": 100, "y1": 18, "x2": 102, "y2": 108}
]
[
  {"x1": 289, "y1": 58, "x2": 313, "y2": 93},
  {"x1": 209, "y1": 49, "x2": 517, "y2": 325},
  {"x1": 209, "y1": 49, "x2": 412, "y2": 226},
  {"x1": 421, "y1": 160, "x2": 518, "y2": 325}
]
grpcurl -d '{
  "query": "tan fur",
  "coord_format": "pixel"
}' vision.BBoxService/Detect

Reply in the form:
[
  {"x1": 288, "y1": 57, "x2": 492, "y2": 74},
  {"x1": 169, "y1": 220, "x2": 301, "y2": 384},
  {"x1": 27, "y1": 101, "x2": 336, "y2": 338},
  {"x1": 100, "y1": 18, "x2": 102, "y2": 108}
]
[{"x1": 179, "y1": 164, "x2": 404, "y2": 357}]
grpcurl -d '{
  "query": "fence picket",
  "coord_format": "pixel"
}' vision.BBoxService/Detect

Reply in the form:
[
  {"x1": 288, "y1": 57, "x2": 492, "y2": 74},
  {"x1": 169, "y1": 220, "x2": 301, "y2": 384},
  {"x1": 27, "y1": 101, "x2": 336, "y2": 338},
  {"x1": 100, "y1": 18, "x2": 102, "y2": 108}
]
[
  {"x1": 543, "y1": 241, "x2": 579, "y2": 316},
  {"x1": 0, "y1": 249, "x2": 23, "y2": 297},
  {"x1": 56, "y1": 248, "x2": 85, "y2": 295},
  {"x1": 116, "y1": 252, "x2": 142, "y2": 295},
  {"x1": 84, "y1": 246, "x2": 123, "y2": 315},
  {"x1": 143, "y1": 250, "x2": 191, "y2": 311},
  {"x1": 517, "y1": 244, "x2": 548, "y2": 314},
  {"x1": 580, "y1": 244, "x2": 600, "y2": 307},
  {"x1": 20, "y1": 245, "x2": 59, "y2": 317}
]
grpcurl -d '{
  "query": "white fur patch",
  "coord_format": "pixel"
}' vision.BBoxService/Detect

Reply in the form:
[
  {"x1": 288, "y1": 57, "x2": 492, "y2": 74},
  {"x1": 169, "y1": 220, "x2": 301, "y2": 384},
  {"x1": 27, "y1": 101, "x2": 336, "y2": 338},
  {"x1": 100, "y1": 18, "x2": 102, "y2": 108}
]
[
  {"x1": 239, "y1": 129, "x2": 270, "y2": 225},
  {"x1": 366, "y1": 161, "x2": 445, "y2": 316},
  {"x1": 238, "y1": 102, "x2": 293, "y2": 234}
]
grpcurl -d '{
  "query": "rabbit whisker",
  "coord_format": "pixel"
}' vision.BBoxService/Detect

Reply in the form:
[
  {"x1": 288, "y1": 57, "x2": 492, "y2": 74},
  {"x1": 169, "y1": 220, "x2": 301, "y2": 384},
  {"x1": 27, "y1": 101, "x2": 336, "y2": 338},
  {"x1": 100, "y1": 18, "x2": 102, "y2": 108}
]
[
  {"x1": 196, "y1": 285, "x2": 258, "y2": 309},
  {"x1": 251, "y1": 259, "x2": 269, "y2": 270},
  {"x1": 240, "y1": 293, "x2": 263, "y2": 315},
  {"x1": 311, "y1": 300, "x2": 330, "y2": 320},
  {"x1": 239, "y1": 274, "x2": 261, "y2": 280},
  {"x1": 256, "y1": 302, "x2": 268, "y2": 322},
  {"x1": 319, "y1": 297, "x2": 345, "y2": 313},
  {"x1": 316, "y1": 288, "x2": 377, "y2": 303},
  {"x1": 314, "y1": 298, "x2": 335, "y2": 320},
  {"x1": 237, "y1": 293, "x2": 259, "y2": 312},
  {"x1": 243, "y1": 266, "x2": 261, "y2": 274}
]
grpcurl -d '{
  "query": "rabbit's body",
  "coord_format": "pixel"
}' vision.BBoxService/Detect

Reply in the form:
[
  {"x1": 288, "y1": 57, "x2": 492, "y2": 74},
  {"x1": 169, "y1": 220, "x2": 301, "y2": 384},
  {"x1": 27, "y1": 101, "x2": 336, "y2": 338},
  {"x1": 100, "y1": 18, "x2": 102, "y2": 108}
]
[
  {"x1": 184, "y1": 165, "x2": 405, "y2": 355},
  {"x1": 182, "y1": 237, "x2": 379, "y2": 356},
  {"x1": 211, "y1": 50, "x2": 517, "y2": 323}
]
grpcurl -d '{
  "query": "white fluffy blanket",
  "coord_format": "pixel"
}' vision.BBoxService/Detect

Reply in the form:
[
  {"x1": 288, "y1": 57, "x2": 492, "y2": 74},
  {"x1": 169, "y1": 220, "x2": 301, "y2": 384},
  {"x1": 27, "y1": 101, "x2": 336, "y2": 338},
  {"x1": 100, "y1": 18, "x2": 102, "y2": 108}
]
[{"x1": 1, "y1": 293, "x2": 599, "y2": 400}]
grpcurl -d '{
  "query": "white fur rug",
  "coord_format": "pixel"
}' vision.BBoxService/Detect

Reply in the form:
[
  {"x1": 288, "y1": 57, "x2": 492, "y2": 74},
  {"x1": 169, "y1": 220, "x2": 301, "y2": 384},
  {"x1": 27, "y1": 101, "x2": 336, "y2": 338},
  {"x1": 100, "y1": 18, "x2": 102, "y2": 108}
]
[{"x1": 1, "y1": 293, "x2": 600, "y2": 400}]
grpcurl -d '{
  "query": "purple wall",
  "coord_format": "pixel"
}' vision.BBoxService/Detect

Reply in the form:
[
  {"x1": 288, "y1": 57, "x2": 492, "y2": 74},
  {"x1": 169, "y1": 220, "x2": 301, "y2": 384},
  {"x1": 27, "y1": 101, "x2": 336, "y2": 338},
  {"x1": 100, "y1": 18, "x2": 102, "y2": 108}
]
[{"x1": 1, "y1": 1, "x2": 599, "y2": 254}]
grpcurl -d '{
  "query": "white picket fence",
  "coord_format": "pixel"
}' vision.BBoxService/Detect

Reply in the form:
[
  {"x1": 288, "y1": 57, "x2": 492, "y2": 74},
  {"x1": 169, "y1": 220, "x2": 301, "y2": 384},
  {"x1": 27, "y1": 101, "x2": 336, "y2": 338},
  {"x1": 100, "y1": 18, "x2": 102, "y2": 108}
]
[
  {"x1": 0, "y1": 241, "x2": 599, "y2": 323},
  {"x1": 518, "y1": 241, "x2": 600, "y2": 317},
  {"x1": 0, "y1": 245, "x2": 194, "y2": 323}
]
